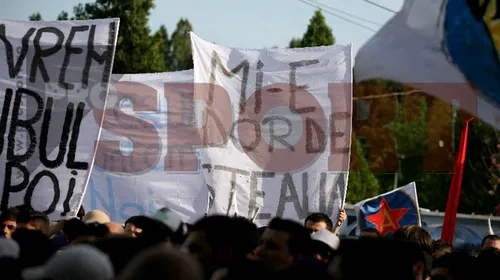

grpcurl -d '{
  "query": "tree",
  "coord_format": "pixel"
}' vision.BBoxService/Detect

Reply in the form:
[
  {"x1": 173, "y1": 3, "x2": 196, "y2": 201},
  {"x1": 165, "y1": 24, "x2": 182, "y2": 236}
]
[
  {"x1": 169, "y1": 18, "x2": 193, "y2": 71},
  {"x1": 38, "y1": 0, "x2": 167, "y2": 73},
  {"x1": 29, "y1": 12, "x2": 42, "y2": 21},
  {"x1": 57, "y1": 11, "x2": 70, "y2": 20},
  {"x1": 289, "y1": 10, "x2": 334, "y2": 48},
  {"x1": 346, "y1": 137, "x2": 381, "y2": 203},
  {"x1": 154, "y1": 25, "x2": 170, "y2": 71}
]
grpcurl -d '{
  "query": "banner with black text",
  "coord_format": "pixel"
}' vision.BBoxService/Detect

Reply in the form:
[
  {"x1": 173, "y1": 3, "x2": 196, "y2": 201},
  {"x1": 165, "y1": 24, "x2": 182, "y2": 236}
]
[
  {"x1": 191, "y1": 33, "x2": 353, "y2": 226},
  {"x1": 0, "y1": 19, "x2": 119, "y2": 218}
]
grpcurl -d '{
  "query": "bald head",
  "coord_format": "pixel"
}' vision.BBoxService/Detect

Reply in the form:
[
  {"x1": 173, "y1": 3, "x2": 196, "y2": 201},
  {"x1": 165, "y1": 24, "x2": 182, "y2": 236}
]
[
  {"x1": 118, "y1": 246, "x2": 202, "y2": 280},
  {"x1": 106, "y1": 222, "x2": 125, "y2": 234}
]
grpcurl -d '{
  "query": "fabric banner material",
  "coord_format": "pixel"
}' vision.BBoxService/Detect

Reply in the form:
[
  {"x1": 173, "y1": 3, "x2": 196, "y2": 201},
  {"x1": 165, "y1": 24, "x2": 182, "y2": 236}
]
[
  {"x1": 354, "y1": 182, "x2": 421, "y2": 237},
  {"x1": 0, "y1": 19, "x2": 119, "y2": 218},
  {"x1": 82, "y1": 71, "x2": 208, "y2": 223},
  {"x1": 354, "y1": 0, "x2": 500, "y2": 129},
  {"x1": 190, "y1": 32, "x2": 353, "y2": 226}
]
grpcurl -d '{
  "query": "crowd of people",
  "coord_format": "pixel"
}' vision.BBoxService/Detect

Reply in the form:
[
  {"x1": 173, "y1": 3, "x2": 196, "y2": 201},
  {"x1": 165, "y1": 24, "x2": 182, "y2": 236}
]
[{"x1": 1, "y1": 204, "x2": 499, "y2": 280}]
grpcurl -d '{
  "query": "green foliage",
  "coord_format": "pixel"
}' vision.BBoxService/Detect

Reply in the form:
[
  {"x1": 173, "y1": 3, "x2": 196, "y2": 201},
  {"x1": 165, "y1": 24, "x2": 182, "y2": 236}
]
[
  {"x1": 168, "y1": 18, "x2": 193, "y2": 71},
  {"x1": 57, "y1": 11, "x2": 70, "y2": 20},
  {"x1": 29, "y1": 12, "x2": 42, "y2": 21},
  {"x1": 289, "y1": 10, "x2": 335, "y2": 48},
  {"x1": 346, "y1": 138, "x2": 381, "y2": 203},
  {"x1": 31, "y1": 0, "x2": 194, "y2": 73}
]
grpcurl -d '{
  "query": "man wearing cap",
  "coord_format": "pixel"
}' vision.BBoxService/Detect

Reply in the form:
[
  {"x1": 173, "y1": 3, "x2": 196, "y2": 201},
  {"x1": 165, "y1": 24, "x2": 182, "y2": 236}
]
[{"x1": 310, "y1": 229, "x2": 339, "y2": 262}]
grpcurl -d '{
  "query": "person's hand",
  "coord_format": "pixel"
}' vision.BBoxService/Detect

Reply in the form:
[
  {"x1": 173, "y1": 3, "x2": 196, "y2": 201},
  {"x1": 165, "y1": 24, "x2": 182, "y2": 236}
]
[
  {"x1": 332, "y1": 209, "x2": 347, "y2": 234},
  {"x1": 337, "y1": 209, "x2": 347, "y2": 226}
]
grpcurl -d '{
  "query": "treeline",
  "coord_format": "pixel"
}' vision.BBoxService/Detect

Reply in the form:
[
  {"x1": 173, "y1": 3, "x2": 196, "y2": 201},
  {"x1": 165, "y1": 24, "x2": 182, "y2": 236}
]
[{"x1": 30, "y1": 1, "x2": 500, "y2": 214}]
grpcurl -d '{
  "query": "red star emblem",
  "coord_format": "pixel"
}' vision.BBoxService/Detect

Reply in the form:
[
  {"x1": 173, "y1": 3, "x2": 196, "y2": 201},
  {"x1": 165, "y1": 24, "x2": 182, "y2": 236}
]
[{"x1": 365, "y1": 197, "x2": 409, "y2": 236}]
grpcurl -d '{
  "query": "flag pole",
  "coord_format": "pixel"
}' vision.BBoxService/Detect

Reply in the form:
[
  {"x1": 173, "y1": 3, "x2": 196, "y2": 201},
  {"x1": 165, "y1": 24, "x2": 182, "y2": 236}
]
[{"x1": 441, "y1": 118, "x2": 474, "y2": 244}]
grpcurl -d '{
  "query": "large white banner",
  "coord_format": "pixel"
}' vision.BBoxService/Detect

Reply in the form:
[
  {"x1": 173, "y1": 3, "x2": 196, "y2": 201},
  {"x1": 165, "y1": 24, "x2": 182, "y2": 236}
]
[
  {"x1": 82, "y1": 71, "x2": 208, "y2": 223},
  {"x1": 0, "y1": 19, "x2": 119, "y2": 219},
  {"x1": 191, "y1": 33, "x2": 353, "y2": 226}
]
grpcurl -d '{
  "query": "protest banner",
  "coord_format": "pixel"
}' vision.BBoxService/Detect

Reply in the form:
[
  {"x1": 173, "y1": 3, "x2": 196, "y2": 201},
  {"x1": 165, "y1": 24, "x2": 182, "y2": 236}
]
[
  {"x1": 190, "y1": 32, "x2": 353, "y2": 225},
  {"x1": 0, "y1": 18, "x2": 119, "y2": 219},
  {"x1": 82, "y1": 71, "x2": 208, "y2": 223}
]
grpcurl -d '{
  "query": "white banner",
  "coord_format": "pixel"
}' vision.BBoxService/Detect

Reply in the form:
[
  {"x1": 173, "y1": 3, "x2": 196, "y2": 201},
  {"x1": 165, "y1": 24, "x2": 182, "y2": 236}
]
[
  {"x1": 191, "y1": 32, "x2": 353, "y2": 226},
  {"x1": 82, "y1": 71, "x2": 208, "y2": 223},
  {"x1": 0, "y1": 19, "x2": 119, "y2": 219}
]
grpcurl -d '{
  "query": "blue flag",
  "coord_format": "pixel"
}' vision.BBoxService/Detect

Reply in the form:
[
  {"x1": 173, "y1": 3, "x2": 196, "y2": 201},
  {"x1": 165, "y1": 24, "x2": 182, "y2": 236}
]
[{"x1": 354, "y1": 182, "x2": 421, "y2": 237}]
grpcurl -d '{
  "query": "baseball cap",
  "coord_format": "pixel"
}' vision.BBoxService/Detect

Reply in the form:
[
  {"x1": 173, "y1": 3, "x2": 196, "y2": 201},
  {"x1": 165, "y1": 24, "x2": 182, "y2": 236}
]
[
  {"x1": 22, "y1": 244, "x2": 114, "y2": 280},
  {"x1": 150, "y1": 207, "x2": 183, "y2": 231},
  {"x1": 311, "y1": 229, "x2": 340, "y2": 250},
  {"x1": 82, "y1": 210, "x2": 110, "y2": 224},
  {"x1": 0, "y1": 238, "x2": 20, "y2": 259}
]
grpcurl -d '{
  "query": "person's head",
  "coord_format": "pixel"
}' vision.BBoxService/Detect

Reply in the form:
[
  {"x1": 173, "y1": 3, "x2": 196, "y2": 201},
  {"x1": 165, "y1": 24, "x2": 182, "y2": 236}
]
[
  {"x1": 310, "y1": 229, "x2": 339, "y2": 262},
  {"x1": 431, "y1": 240, "x2": 453, "y2": 260},
  {"x1": 22, "y1": 244, "x2": 114, "y2": 280},
  {"x1": 12, "y1": 228, "x2": 53, "y2": 268},
  {"x1": 14, "y1": 206, "x2": 34, "y2": 229},
  {"x1": 0, "y1": 207, "x2": 20, "y2": 238},
  {"x1": 359, "y1": 227, "x2": 381, "y2": 239},
  {"x1": 393, "y1": 225, "x2": 433, "y2": 254},
  {"x1": 481, "y1": 234, "x2": 500, "y2": 251},
  {"x1": 82, "y1": 210, "x2": 110, "y2": 224},
  {"x1": 117, "y1": 246, "x2": 202, "y2": 280},
  {"x1": 304, "y1": 213, "x2": 333, "y2": 233},
  {"x1": 124, "y1": 216, "x2": 173, "y2": 247},
  {"x1": 211, "y1": 259, "x2": 274, "y2": 280},
  {"x1": 182, "y1": 215, "x2": 258, "y2": 278},
  {"x1": 106, "y1": 222, "x2": 125, "y2": 235},
  {"x1": 432, "y1": 251, "x2": 478, "y2": 280},
  {"x1": 124, "y1": 216, "x2": 146, "y2": 238},
  {"x1": 62, "y1": 218, "x2": 88, "y2": 243},
  {"x1": 150, "y1": 207, "x2": 187, "y2": 244},
  {"x1": 24, "y1": 212, "x2": 50, "y2": 236},
  {"x1": 254, "y1": 218, "x2": 311, "y2": 272},
  {"x1": 330, "y1": 238, "x2": 427, "y2": 280},
  {"x1": 92, "y1": 235, "x2": 147, "y2": 276},
  {"x1": 477, "y1": 247, "x2": 500, "y2": 279}
]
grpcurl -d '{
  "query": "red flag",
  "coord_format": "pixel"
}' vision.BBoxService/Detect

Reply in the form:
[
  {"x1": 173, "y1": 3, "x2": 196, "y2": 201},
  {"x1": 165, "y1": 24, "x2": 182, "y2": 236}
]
[{"x1": 441, "y1": 118, "x2": 474, "y2": 244}]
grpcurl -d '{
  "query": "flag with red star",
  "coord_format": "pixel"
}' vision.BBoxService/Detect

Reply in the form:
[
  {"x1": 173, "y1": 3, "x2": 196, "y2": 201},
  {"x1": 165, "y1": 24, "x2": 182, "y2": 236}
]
[{"x1": 354, "y1": 182, "x2": 421, "y2": 237}]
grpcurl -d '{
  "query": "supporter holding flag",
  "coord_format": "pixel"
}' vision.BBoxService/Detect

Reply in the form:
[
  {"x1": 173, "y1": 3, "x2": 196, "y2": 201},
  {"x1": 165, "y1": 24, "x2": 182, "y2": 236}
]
[{"x1": 354, "y1": 182, "x2": 421, "y2": 237}]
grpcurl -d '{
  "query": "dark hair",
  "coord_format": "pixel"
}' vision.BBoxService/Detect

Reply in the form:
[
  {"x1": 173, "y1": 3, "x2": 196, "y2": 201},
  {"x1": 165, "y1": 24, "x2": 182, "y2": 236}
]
[
  {"x1": 0, "y1": 207, "x2": 20, "y2": 222},
  {"x1": 133, "y1": 216, "x2": 174, "y2": 246},
  {"x1": 336, "y1": 238, "x2": 423, "y2": 280},
  {"x1": 93, "y1": 235, "x2": 146, "y2": 275},
  {"x1": 393, "y1": 225, "x2": 433, "y2": 254},
  {"x1": 63, "y1": 218, "x2": 88, "y2": 242},
  {"x1": 360, "y1": 227, "x2": 381, "y2": 238},
  {"x1": 481, "y1": 234, "x2": 500, "y2": 247},
  {"x1": 432, "y1": 239, "x2": 453, "y2": 259},
  {"x1": 304, "y1": 213, "x2": 333, "y2": 230},
  {"x1": 231, "y1": 217, "x2": 259, "y2": 257},
  {"x1": 12, "y1": 228, "x2": 54, "y2": 268},
  {"x1": 86, "y1": 222, "x2": 110, "y2": 238},
  {"x1": 27, "y1": 211, "x2": 49, "y2": 225},
  {"x1": 268, "y1": 218, "x2": 311, "y2": 256},
  {"x1": 191, "y1": 215, "x2": 258, "y2": 262},
  {"x1": 77, "y1": 205, "x2": 86, "y2": 219}
]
